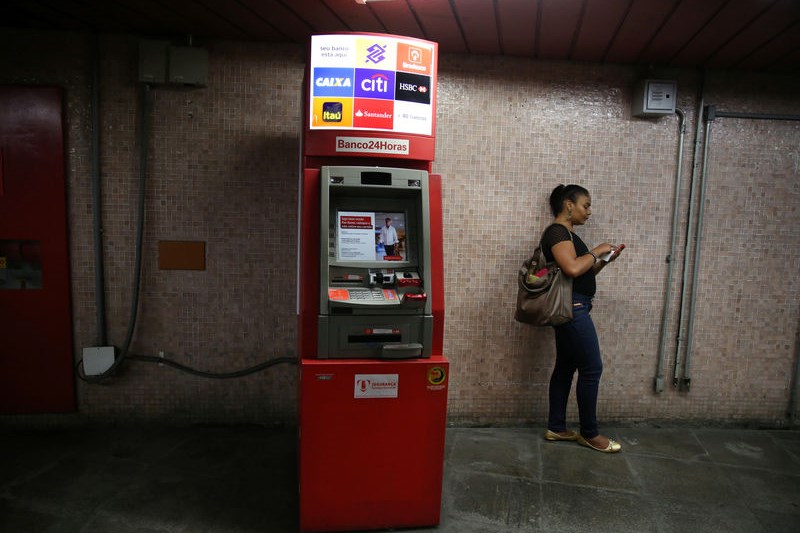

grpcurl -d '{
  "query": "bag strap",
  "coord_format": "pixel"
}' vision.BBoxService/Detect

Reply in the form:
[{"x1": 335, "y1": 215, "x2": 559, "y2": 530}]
[
  {"x1": 524, "y1": 223, "x2": 575, "y2": 269},
  {"x1": 538, "y1": 223, "x2": 573, "y2": 259}
]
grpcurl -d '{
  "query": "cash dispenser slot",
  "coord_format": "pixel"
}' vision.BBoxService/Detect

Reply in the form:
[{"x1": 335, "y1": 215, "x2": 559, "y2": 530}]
[
  {"x1": 349, "y1": 331, "x2": 402, "y2": 343},
  {"x1": 318, "y1": 314, "x2": 432, "y2": 359}
]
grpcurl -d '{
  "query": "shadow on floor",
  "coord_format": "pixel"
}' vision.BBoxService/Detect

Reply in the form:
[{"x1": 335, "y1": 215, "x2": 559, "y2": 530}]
[{"x1": 1, "y1": 425, "x2": 798, "y2": 532}]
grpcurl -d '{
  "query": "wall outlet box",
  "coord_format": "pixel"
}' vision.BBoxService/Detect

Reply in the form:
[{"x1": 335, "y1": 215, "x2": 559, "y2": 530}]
[
  {"x1": 632, "y1": 79, "x2": 676, "y2": 117},
  {"x1": 169, "y1": 46, "x2": 208, "y2": 86},
  {"x1": 83, "y1": 346, "x2": 115, "y2": 376},
  {"x1": 138, "y1": 40, "x2": 170, "y2": 83}
]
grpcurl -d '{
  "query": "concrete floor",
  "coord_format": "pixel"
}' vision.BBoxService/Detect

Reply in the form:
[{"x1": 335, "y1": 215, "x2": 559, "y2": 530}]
[{"x1": 1, "y1": 425, "x2": 798, "y2": 533}]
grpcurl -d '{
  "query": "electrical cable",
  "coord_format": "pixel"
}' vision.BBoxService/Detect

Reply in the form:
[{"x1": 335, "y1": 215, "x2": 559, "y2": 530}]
[
  {"x1": 76, "y1": 353, "x2": 296, "y2": 382},
  {"x1": 76, "y1": 83, "x2": 152, "y2": 384},
  {"x1": 127, "y1": 354, "x2": 296, "y2": 379}
]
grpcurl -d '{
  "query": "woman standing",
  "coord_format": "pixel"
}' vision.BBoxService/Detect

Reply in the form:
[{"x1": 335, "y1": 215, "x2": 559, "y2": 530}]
[{"x1": 541, "y1": 184, "x2": 623, "y2": 453}]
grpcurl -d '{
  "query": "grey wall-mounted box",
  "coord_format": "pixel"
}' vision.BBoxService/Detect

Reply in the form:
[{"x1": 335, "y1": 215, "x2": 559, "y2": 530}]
[
  {"x1": 138, "y1": 40, "x2": 208, "y2": 86},
  {"x1": 632, "y1": 79, "x2": 677, "y2": 117},
  {"x1": 138, "y1": 40, "x2": 170, "y2": 84},
  {"x1": 169, "y1": 46, "x2": 208, "y2": 86}
]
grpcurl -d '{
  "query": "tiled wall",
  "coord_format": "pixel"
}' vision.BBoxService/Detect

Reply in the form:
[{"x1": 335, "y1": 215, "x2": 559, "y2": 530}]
[
  {"x1": 1, "y1": 30, "x2": 798, "y2": 427},
  {"x1": 435, "y1": 57, "x2": 800, "y2": 428}
]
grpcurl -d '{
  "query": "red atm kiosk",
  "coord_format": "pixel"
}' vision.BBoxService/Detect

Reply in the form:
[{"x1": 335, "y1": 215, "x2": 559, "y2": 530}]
[{"x1": 298, "y1": 34, "x2": 448, "y2": 532}]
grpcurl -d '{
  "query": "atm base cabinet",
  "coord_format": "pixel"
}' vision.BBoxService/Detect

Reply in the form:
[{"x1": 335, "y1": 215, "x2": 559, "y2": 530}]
[{"x1": 298, "y1": 357, "x2": 449, "y2": 533}]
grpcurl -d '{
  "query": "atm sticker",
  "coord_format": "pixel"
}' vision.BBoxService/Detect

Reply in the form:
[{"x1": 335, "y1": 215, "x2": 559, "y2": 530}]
[
  {"x1": 328, "y1": 289, "x2": 350, "y2": 301},
  {"x1": 427, "y1": 366, "x2": 447, "y2": 391},
  {"x1": 354, "y1": 374, "x2": 399, "y2": 399},
  {"x1": 427, "y1": 366, "x2": 446, "y2": 385}
]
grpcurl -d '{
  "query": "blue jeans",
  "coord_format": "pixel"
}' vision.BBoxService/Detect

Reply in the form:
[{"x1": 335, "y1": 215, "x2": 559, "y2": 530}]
[{"x1": 548, "y1": 293, "x2": 603, "y2": 439}]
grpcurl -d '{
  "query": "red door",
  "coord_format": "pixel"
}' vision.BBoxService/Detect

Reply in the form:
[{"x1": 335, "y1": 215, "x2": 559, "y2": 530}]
[{"x1": 0, "y1": 86, "x2": 75, "y2": 414}]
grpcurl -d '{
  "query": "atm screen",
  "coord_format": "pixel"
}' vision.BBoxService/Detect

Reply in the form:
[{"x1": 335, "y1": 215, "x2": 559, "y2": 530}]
[{"x1": 337, "y1": 211, "x2": 407, "y2": 262}]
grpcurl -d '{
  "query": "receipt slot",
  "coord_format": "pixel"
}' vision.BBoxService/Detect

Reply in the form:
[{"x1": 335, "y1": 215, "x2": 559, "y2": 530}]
[{"x1": 319, "y1": 166, "x2": 432, "y2": 359}]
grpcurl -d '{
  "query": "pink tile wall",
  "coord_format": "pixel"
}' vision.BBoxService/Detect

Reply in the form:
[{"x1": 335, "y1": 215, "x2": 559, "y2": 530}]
[
  {"x1": 1, "y1": 31, "x2": 798, "y2": 427},
  {"x1": 435, "y1": 55, "x2": 800, "y2": 428}
]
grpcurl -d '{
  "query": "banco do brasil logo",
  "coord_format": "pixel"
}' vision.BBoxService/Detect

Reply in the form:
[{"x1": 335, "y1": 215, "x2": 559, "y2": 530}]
[{"x1": 365, "y1": 43, "x2": 387, "y2": 65}]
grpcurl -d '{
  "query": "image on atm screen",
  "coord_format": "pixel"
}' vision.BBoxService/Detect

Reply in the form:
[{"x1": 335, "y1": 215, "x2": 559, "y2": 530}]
[{"x1": 375, "y1": 212, "x2": 406, "y2": 261}]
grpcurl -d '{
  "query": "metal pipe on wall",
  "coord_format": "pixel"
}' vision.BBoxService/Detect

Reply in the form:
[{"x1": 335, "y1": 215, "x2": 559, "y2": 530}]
[
  {"x1": 673, "y1": 84, "x2": 706, "y2": 388},
  {"x1": 654, "y1": 109, "x2": 686, "y2": 393},
  {"x1": 709, "y1": 110, "x2": 800, "y2": 121},
  {"x1": 681, "y1": 109, "x2": 714, "y2": 391}
]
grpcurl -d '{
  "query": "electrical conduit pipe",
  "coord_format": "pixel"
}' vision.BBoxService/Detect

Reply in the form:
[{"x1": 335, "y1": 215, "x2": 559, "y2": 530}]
[
  {"x1": 680, "y1": 109, "x2": 714, "y2": 391},
  {"x1": 654, "y1": 109, "x2": 686, "y2": 393},
  {"x1": 672, "y1": 84, "x2": 706, "y2": 389}
]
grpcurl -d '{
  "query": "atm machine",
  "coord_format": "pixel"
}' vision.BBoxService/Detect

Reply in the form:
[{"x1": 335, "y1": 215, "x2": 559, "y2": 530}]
[
  {"x1": 298, "y1": 34, "x2": 447, "y2": 533},
  {"x1": 319, "y1": 166, "x2": 433, "y2": 359}
]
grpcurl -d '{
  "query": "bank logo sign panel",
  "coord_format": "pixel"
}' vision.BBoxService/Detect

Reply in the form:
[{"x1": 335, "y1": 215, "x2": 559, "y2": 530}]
[{"x1": 310, "y1": 34, "x2": 435, "y2": 136}]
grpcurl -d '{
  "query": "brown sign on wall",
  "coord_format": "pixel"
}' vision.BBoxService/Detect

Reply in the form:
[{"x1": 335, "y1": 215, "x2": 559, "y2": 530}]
[{"x1": 158, "y1": 240, "x2": 206, "y2": 270}]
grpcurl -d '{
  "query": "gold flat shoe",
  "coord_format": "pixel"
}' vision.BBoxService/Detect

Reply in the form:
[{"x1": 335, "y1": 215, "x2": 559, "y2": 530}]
[
  {"x1": 544, "y1": 430, "x2": 579, "y2": 441},
  {"x1": 576, "y1": 434, "x2": 622, "y2": 453}
]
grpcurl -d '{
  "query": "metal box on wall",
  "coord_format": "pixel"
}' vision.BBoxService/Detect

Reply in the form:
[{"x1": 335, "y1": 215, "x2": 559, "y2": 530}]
[
  {"x1": 632, "y1": 79, "x2": 677, "y2": 117},
  {"x1": 138, "y1": 40, "x2": 169, "y2": 84},
  {"x1": 169, "y1": 46, "x2": 208, "y2": 86},
  {"x1": 138, "y1": 41, "x2": 208, "y2": 86}
]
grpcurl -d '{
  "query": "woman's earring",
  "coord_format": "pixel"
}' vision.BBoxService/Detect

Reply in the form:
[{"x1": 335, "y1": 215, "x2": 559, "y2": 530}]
[{"x1": 567, "y1": 208, "x2": 573, "y2": 221}]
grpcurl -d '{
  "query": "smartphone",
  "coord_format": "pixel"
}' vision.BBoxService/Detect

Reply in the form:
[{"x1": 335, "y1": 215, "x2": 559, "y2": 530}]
[{"x1": 601, "y1": 243, "x2": 625, "y2": 262}]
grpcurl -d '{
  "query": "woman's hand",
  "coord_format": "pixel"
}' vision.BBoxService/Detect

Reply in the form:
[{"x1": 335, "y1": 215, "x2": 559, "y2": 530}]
[{"x1": 591, "y1": 243, "x2": 614, "y2": 259}]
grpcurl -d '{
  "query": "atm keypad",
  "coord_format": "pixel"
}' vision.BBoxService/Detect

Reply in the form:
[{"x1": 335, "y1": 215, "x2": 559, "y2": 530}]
[
  {"x1": 348, "y1": 289, "x2": 396, "y2": 301},
  {"x1": 328, "y1": 287, "x2": 398, "y2": 304}
]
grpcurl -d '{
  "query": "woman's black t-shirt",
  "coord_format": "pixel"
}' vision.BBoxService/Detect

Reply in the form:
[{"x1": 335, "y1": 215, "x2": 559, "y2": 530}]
[{"x1": 541, "y1": 223, "x2": 596, "y2": 298}]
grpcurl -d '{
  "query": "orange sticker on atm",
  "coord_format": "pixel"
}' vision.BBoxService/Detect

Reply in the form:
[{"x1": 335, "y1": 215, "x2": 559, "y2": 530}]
[
  {"x1": 328, "y1": 289, "x2": 350, "y2": 301},
  {"x1": 427, "y1": 366, "x2": 446, "y2": 386}
]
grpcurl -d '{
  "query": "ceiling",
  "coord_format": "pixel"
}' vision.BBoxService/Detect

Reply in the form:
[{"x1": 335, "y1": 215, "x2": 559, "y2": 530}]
[{"x1": 3, "y1": 0, "x2": 799, "y2": 73}]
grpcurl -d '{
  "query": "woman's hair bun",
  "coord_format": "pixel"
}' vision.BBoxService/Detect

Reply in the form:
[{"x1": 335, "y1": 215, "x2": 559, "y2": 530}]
[{"x1": 549, "y1": 184, "x2": 566, "y2": 217}]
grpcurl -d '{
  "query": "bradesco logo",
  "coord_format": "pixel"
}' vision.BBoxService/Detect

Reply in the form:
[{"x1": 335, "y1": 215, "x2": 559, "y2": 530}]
[
  {"x1": 313, "y1": 67, "x2": 354, "y2": 97},
  {"x1": 396, "y1": 42, "x2": 433, "y2": 76},
  {"x1": 395, "y1": 72, "x2": 431, "y2": 105},
  {"x1": 354, "y1": 69, "x2": 395, "y2": 100}
]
